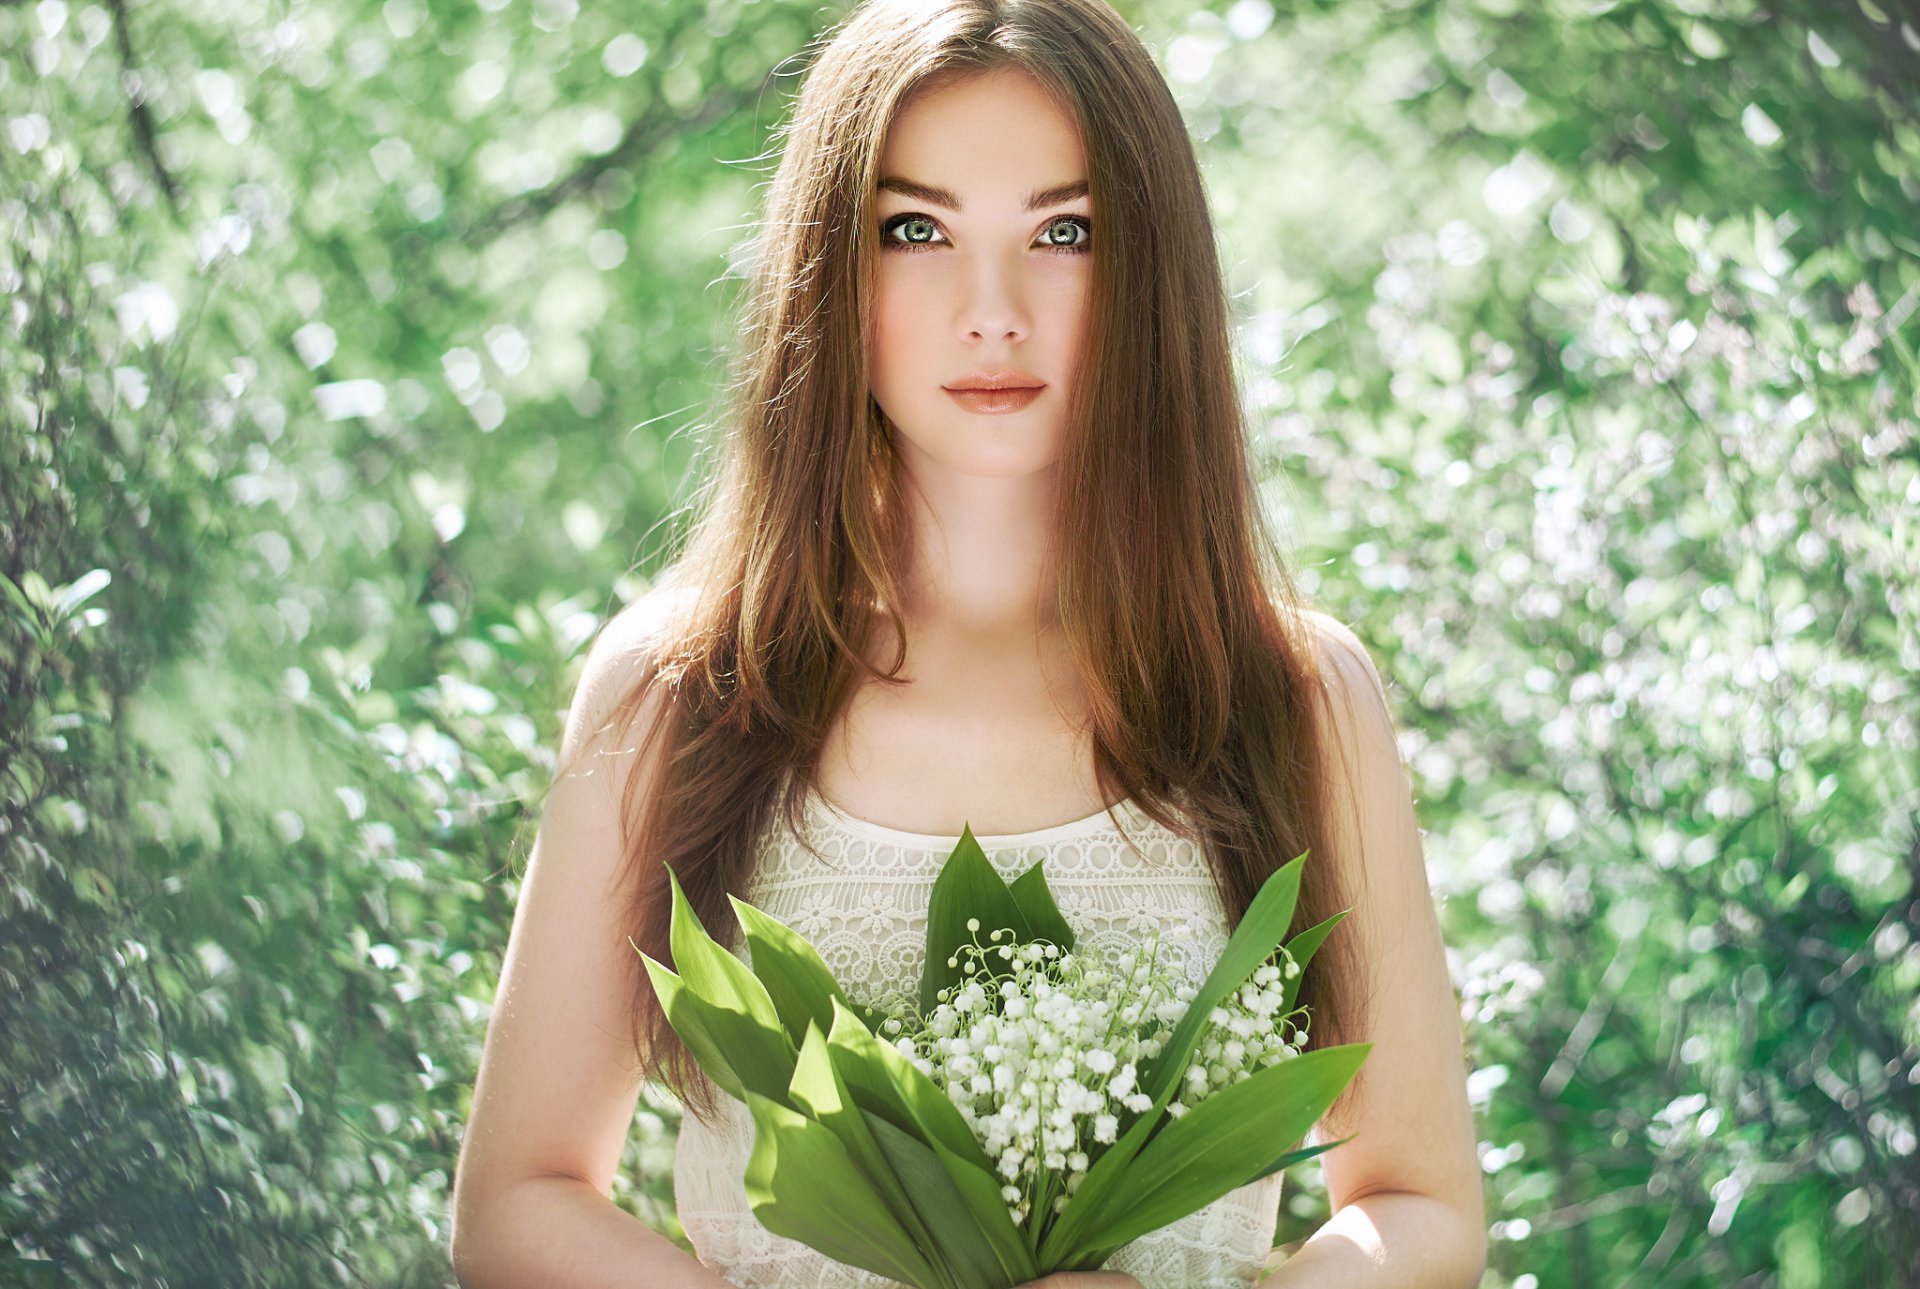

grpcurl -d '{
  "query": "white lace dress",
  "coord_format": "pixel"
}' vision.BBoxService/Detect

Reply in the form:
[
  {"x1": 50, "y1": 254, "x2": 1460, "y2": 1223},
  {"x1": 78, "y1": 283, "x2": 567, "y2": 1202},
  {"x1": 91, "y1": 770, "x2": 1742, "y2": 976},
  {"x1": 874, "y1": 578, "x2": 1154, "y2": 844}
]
[{"x1": 673, "y1": 785, "x2": 1286, "y2": 1289}]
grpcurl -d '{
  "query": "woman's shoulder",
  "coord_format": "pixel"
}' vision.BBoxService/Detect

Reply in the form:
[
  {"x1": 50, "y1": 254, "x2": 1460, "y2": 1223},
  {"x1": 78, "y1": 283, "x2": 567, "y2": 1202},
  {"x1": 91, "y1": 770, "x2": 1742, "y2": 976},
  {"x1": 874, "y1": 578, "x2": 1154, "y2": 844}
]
[
  {"x1": 560, "y1": 581, "x2": 697, "y2": 765},
  {"x1": 1284, "y1": 605, "x2": 1403, "y2": 785},
  {"x1": 1283, "y1": 604, "x2": 1379, "y2": 685}
]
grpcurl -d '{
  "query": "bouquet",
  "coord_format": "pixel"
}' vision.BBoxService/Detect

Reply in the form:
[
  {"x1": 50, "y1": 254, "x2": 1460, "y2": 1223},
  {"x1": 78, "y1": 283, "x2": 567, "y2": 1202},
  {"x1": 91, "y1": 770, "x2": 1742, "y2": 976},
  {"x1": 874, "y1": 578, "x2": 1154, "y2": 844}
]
[{"x1": 636, "y1": 822, "x2": 1369, "y2": 1289}]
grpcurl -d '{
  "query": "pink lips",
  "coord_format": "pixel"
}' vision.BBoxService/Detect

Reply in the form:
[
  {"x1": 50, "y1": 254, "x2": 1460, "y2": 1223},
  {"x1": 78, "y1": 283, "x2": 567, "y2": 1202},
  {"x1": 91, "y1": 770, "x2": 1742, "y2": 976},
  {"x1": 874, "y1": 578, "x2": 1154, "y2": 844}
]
[
  {"x1": 944, "y1": 369, "x2": 1045, "y2": 414},
  {"x1": 945, "y1": 369, "x2": 1045, "y2": 391}
]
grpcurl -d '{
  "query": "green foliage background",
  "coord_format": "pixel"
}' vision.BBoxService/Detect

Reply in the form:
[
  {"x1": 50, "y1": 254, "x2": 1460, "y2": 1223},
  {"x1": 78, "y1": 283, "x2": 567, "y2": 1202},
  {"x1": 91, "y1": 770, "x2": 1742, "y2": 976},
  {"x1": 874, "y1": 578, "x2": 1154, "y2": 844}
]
[{"x1": 3, "y1": 0, "x2": 1916, "y2": 1285}]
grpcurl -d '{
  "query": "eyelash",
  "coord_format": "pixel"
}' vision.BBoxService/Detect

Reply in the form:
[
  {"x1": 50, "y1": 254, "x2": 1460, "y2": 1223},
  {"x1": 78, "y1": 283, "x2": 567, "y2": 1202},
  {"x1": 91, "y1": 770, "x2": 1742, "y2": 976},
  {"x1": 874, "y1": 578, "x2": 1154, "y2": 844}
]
[{"x1": 878, "y1": 212, "x2": 1093, "y2": 255}]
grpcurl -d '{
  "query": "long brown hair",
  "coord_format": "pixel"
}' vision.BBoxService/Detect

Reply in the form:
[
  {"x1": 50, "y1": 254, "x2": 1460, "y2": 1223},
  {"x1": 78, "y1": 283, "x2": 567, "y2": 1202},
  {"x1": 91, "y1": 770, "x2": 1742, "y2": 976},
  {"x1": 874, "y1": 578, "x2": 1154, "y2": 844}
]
[{"x1": 587, "y1": 0, "x2": 1376, "y2": 1130}]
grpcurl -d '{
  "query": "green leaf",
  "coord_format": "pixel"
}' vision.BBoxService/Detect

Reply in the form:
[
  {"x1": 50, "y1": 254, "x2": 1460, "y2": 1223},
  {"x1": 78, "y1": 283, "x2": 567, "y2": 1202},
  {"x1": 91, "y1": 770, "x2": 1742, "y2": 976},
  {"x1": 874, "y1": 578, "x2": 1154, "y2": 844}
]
[
  {"x1": 1078, "y1": 1044, "x2": 1372, "y2": 1251},
  {"x1": 1245, "y1": 1133, "x2": 1353, "y2": 1185},
  {"x1": 788, "y1": 1022, "x2": 953, "y2": 1289},
  {"x1": 1007, "y1": 859, "x2": 1075, "y2": 953},
  {"x1": 16, "y1": 571, "x2": 53, "y2": 614},
  {"x1": 632, "y1": 866, "x2": 797, "y2": 1104},
  {"x1": 825, "y1": 996, "x2": 999, "y2": 1179},
  {"x1": 1139, "y1": 850, "x2": 1310, "y2": 1104},
  {"x1": 924, "y1": 1125, "x2": 1045, "y2": 1288},
  {"x1": 864, "y1": 1108, "x2": 1038, "y2": 1289},
  {"x1": 638, "y1": 953, "x2": 790, "y2": 1104},
  {"x1": 740, "y1": 1089, "x2": 935, "y2": 1287},
  {"x1": 922, "y1": 826, "x2": 1034, "y2": 1015},
  {"x1": 728, "y1": 893, "x2": 857, "y2": 1049},
  {"x1": 1279, "y1": 909, "x2": 1348, "y2": 1014},
  {"x1": 0, "y1": 572, "x2": 37, "y2": 625}
]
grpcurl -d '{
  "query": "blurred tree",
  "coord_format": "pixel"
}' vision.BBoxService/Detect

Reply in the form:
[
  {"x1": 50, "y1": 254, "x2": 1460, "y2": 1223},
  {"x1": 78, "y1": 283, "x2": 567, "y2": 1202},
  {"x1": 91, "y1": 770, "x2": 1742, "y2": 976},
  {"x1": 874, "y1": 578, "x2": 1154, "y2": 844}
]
[{"x1": 0, "y1": 0, "x2": 1913, "y2": 1286}]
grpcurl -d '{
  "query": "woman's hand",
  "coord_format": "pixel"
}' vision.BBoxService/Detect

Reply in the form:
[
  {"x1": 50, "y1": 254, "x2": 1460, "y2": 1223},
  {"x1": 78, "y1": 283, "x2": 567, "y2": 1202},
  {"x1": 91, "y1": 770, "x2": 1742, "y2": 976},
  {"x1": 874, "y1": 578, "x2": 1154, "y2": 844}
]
[{"x1": 1014, "y1": 1274, "x2": 1145, "y2": 1288}]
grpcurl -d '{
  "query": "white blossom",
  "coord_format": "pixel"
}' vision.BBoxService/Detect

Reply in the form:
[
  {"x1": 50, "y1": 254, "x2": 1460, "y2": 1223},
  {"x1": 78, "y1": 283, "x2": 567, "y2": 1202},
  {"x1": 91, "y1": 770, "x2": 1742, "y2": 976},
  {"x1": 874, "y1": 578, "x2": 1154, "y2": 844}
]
[{"x1": 877, "y1": 916, "x2": 1314, "y2": 1232}]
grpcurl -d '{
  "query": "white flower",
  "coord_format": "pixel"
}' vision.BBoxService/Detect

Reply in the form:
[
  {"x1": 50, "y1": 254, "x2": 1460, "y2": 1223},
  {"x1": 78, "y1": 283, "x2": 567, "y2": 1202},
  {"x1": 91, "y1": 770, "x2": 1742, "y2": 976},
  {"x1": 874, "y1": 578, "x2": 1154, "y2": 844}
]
[{"x1": 896, "y1": 906, "x2": 1318, "y2": 1227}]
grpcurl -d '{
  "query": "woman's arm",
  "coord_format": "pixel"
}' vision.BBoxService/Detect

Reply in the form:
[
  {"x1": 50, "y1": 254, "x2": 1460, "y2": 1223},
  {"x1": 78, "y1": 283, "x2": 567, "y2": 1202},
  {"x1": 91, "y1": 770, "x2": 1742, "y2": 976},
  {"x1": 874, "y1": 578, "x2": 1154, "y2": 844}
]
[
  {"x1": 453, "y1": 1174, "x2": 733, "y2": 1289},
  {"x1": 1256, "y1": 614, "x2": 1487, "y2": 1289},
  {"x1": 449, "y1": 594, "x2": 729, "y2": 1288}
]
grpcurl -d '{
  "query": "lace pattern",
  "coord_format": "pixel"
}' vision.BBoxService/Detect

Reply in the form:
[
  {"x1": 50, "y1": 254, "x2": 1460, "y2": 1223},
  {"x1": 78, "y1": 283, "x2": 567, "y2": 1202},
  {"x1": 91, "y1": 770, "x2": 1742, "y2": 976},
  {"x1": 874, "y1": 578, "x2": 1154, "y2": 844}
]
[{"x1": 672, "y1": 788, "x2": 1285, "y2": 1288}]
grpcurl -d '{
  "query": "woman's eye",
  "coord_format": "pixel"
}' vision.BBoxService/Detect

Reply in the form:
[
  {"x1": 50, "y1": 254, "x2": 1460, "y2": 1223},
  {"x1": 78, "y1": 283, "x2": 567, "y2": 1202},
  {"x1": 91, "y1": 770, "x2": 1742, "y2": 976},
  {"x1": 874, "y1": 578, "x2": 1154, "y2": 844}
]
[
  {"x1": 879, "y1": 213, "x2": 1093, "y2": 254},
  {"x1": 1038, "y1": 216, "x2": 1092, "y2": 252},
  {"x1": 882, "y1": 213, "x2": 945, "y2": 250}
]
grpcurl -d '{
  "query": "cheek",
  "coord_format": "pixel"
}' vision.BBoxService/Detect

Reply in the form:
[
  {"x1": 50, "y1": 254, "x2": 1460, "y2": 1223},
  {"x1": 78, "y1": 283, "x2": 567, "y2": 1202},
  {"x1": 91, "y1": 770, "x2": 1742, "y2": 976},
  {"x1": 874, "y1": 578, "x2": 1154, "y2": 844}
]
[
  {"x1": 868, "y1": 279, "x2": 923, "y2": 381},
  {"x1": 1047, "y1": 275, "x2": 1093, "y2": 376}
]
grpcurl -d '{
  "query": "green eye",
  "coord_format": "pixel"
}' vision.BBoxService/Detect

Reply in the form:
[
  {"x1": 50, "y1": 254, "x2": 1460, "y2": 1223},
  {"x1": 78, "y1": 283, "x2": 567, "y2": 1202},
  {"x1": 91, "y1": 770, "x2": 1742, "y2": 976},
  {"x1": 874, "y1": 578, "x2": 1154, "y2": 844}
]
[
  {"x1": 887, "y1": 215, "x2": 941, "y2": 247},
  {"x1": 878, "y1": 213, "x2": 1094, "y2": 255},
  {"x1": 1041, "y1": 217, "x2": 1092, "y2": 250}
]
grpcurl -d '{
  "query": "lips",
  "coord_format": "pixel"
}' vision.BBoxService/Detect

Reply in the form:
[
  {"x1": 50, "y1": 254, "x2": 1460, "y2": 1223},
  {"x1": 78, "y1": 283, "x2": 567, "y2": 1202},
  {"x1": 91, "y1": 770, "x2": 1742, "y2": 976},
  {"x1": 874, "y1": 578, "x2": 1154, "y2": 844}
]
[
  {"x1": 944, "y1": 385, "x2": 1043, "y2": 414},
  {"x1": 944, "y1": 370, "x2": 1045, "y2": 392}
]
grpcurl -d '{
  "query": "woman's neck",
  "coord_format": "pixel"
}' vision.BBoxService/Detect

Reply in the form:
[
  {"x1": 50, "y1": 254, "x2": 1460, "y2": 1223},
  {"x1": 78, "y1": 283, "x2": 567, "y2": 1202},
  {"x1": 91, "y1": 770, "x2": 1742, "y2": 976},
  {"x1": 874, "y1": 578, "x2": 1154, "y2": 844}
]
[{"x1": 891, "y1": 461, "x2": 1062, "y2": 639}]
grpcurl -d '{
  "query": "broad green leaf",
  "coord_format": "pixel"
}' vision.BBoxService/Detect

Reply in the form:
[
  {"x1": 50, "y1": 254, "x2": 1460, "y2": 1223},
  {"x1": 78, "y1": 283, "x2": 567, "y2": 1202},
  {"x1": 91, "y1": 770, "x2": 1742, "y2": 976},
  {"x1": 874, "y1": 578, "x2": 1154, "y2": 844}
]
[
  {"x1": 1007, "y1": 859, "x2": 1076, "y2": 953},
  {"x1": 922, "y1": 826, "x2": 1034, "y2": 1015},
  {"x1": 1139, "y1": 850, "x2": 1308, "y2": 1104},
  {"x1": 925, "y1": 1126, "x2": 1044, "y2": 1288},
  {"x1": 638, "y1": 954, "x2": 791, "y2": 1104},
  {"x1": 663, "y1": 866, "x2": 783, "y2": 1040},
  {"x1": 740, "y1": 1089, "x2": 934, "y2": 1287},
  {"x1": 729, "y1": 893, "x2": 856, "y2": 1048},
  {"x1": 826, "y1": 996, "x2": 999, "y2": 1178},
  {"x1": 632, "y1": 866, "x2": 798, "y2": 1104},
  {"x1": 0, "y1": 572, "x2": 38, "y2": 623},
  {"x1": 1079, "y1": 1043, "x2": 1372, "y2": 1251},
  {"x1": 788, "y1": 1022, "x2": 952, "y2": 1289},
  {"x1": 865, "y1": 1109, "x2": 1036, "y2": 1289}
]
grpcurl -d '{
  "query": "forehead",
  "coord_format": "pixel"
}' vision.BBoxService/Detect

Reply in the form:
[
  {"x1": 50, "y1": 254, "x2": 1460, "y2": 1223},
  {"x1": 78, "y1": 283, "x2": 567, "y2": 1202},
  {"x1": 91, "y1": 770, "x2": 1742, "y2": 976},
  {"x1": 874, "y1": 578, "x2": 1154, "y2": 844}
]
[{"x1": 878, "y1": 68, "x2": 1086, "y2": 200}]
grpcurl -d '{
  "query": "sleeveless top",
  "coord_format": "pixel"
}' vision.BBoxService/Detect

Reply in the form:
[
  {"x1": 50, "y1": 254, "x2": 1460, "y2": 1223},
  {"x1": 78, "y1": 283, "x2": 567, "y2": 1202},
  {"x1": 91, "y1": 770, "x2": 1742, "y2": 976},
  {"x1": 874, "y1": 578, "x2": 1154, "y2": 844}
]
[{"x1": 673, "y1": 781, "x2": 1286, "y2": 1289}]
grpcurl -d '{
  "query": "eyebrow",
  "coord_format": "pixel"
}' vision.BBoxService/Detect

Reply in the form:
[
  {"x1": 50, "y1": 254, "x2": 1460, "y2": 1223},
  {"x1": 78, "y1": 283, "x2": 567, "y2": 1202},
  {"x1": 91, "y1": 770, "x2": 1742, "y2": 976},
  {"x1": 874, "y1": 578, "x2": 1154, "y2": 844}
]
[{"x1": 876, "y1": 175, "x2": 1090, "y2": 212}]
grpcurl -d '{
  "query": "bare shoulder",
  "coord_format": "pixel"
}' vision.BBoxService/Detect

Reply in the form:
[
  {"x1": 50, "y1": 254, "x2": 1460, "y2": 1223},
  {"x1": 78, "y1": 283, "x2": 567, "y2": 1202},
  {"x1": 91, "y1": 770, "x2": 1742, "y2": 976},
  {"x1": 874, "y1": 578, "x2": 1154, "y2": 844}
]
[
  {"x1": 1292, "y1": 607, "x2": 1402, "y2": 766},
  {"x1": 557, "y1": 582, "x2": 694, "y2": 771}
]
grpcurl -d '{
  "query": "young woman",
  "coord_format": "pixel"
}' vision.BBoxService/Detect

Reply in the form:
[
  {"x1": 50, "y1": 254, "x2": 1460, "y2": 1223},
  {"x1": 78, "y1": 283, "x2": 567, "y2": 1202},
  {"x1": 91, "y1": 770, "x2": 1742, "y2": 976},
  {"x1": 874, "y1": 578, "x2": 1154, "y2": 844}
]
[{"x1": 449, "y1": 2, "x2": 1485, "y2": 1287}]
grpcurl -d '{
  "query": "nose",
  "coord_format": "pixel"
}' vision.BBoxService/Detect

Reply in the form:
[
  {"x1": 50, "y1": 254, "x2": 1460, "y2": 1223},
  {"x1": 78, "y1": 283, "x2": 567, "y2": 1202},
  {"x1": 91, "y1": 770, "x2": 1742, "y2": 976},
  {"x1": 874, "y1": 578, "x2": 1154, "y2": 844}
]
[{"x1": 956, "y1": 253, "x2": 1030, "y2": 345}]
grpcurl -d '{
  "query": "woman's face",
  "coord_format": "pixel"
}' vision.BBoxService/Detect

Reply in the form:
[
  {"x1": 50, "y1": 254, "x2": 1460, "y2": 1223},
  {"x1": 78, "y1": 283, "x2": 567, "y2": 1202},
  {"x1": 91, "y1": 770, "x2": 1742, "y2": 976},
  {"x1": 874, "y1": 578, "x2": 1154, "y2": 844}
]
[{"x1": 868, "y1": 67, "x2": 1093, "y2": 481}]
